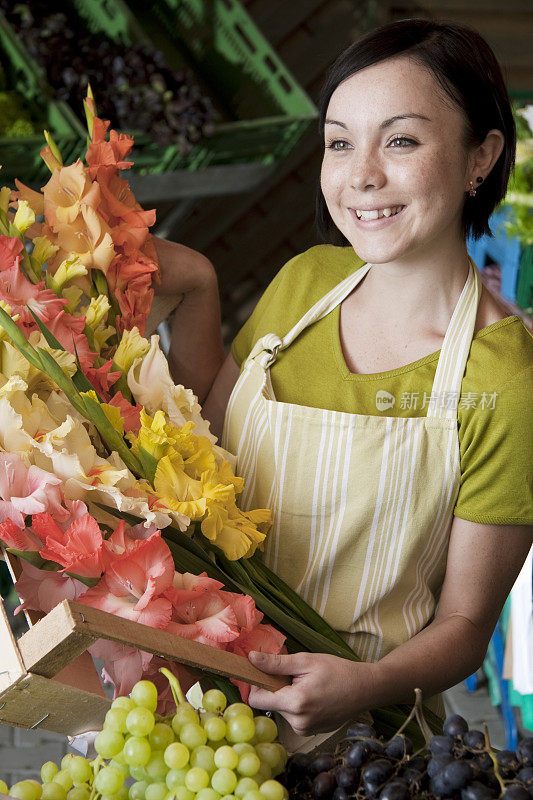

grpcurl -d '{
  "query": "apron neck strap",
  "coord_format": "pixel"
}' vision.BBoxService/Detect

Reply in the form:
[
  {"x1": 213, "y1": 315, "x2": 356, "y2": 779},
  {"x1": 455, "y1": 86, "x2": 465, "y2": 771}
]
[
  {"x1": 249, "y1": 262, "x2": 373, "y2": 369},
  {"x1": 250, "y1": 257, "x2": 482, "y2": 422},
  {"x1": 427, "y1": 257, "x2": 482, "y2": 420}
]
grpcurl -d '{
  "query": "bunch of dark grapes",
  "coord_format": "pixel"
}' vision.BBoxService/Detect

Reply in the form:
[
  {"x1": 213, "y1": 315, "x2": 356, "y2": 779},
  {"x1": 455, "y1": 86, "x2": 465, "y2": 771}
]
[
  {"x1": 280, "y1": 717, "x2": 533, "y2": 800},
  {"x1": 0, "y1": 0, "x2": 216, "y2": 149}
]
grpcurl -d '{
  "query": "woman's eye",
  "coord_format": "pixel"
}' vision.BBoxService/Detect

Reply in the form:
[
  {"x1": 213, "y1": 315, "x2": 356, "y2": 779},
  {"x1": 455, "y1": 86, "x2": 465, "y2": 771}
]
[
  {"x1": 388, "y1": 136, "x2": 416, "y2": 148},
  {"x1": 325, "y1": 139, "x2": 351, "y2": 151}
]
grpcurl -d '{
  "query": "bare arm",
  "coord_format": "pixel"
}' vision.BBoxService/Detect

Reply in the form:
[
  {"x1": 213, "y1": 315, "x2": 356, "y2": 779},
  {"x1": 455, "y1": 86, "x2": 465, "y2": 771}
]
[
  {"x1": 248, "y1": 517, "x2": 532, "y2": 734},
  {"x1": 368, "y1": 517, "x2": 532, "y2": 705},
  {"x1": 201, "y1": 352, "x2": 241, "y2": 441},
  {"x1": 153, "y1": 237, "x2": 226, "y2": 403}
]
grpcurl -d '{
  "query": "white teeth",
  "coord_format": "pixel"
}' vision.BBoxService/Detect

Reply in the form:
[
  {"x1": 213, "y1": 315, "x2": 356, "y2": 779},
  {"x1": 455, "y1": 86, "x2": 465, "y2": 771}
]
[{"x1": 355, "y1": 205, "x2": 403, "y2": 221}]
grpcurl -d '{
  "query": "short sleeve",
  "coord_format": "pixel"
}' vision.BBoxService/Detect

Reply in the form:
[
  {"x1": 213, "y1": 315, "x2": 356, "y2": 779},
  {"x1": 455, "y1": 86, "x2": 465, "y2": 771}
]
[
  {"x1": 230, "y1": 251, "x2": 307, "y2": 368},
  {"x1": 454, "y1": 364, "x2": 533, "y2": 525}
]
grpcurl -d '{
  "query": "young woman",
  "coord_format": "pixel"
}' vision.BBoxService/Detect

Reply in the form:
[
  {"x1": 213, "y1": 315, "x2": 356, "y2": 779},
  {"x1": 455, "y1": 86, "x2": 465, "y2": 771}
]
[{"x1": 154, "y1": 19, "x2": 533, "y2": 737}]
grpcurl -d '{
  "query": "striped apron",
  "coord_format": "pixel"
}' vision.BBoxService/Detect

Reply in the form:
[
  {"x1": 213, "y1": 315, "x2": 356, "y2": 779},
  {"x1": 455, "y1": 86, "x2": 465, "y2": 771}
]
[{"x1": 223, "y1": 257, "x2": 481, "y2": 719}]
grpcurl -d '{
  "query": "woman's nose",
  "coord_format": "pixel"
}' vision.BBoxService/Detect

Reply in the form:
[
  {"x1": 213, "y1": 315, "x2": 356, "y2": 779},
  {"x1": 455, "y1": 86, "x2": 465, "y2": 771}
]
[{"x1": 348, "y1": 152, "x2": 386, "y2": 191}]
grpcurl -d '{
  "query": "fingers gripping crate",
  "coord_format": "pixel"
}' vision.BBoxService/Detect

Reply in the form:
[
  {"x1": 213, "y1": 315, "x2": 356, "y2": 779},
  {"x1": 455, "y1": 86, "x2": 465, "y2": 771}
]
[{"x1": 0, "y1": 593, "x2": 286, "y2": 737}]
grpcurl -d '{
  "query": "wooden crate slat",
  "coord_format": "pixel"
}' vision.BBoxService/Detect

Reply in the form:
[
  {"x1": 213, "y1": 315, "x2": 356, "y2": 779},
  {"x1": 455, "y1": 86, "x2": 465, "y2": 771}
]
[
  {"x1": 17, "y1": 602, "x2": 95, "y2": 678},
  {"x1": 18, "y1": 600, "x2": 288, "y2": 692},
  {"x1": 0, "y1": 672, "x2": 110, "y2": 736},
  {"x1": 0, "y1": 599, "x2": 27, "y2": 694}
]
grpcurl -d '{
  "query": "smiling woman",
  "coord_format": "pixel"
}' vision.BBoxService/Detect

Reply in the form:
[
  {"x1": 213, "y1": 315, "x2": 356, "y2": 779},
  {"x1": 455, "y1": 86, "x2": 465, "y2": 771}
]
[{"x1": 158, "y1": 18, "x2": 533, "y2": 742}]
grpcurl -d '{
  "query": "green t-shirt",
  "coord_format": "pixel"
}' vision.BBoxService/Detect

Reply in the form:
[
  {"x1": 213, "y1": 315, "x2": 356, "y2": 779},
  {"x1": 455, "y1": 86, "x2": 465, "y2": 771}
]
[{"x1": 231, "y1": 244, "x2": 533, "y2": 526}]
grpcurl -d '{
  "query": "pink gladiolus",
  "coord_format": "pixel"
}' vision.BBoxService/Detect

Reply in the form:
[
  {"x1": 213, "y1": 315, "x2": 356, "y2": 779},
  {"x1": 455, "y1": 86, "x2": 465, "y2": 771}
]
[
  {"x1": 0, "y1": 235, "x2": 24, "y2": 270},
  {"x1": 80, "y1": 527, "x2": 174, "y2": 628},
  {"x1": 14, "y1": 559, "x2": 87, "y2": 615},
  {"x1": 85, "y1": 358, "x2": 121, "y2": 397},
  {"x1": 0, "y1": 452, "x2": 68, "y2": 528},
  {"x1": 0, "y1": 264, "x2": 66, "y2": 331},
  {"x1": 33, "y1": 512, "x2": 105, "y2": 578},
  {"x1": 89, "y1": 639, "x2": 153, "y2": 698},
  {"x1": 166, "y1": 592, "x2": 241, "y2": 647},
  {"x1": 108, "y1": 392, "x2": 142, "y2": 434},
  {"x1": 0, "y1": 264, "x2": 96, "y2": 370},
  {"x1": 0, "y1": 518, "x2": 43, "y2": 551}
]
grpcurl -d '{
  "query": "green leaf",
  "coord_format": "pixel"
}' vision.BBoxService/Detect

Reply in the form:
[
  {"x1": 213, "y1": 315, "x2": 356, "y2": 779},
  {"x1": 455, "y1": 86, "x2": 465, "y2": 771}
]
[
  {"x1": 0, "y1": 306, "x2": 43, "y2": 370},
  {"x1": 246, "y1": 556, "x2": 349, "y2": 650},
  {"x1": 37, "y1": 348, "x2": 88, "y2": 417},
  {"x1": 5, "y1": 548, "x2": 47, "y2": 569},
  {"x1": 26, "y1": 309, "x2": 99, "y2": 397},
  {"x1": 81, "y1": 391, "x2": 145, "y2": 478},
  {"x1": 138, "y1": 445, "x2": 159, "y2": 486}
]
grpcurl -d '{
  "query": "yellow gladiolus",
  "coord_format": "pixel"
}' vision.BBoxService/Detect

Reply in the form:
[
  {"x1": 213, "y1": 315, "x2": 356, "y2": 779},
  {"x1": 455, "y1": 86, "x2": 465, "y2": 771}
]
[
  {"x1": 13, "y1": 200, "x2": 35, "y2": 235},
  {"x1": 32, "y1": 236, "x2": 59, "y2": 268},
  {"x1": 113, "y1": 326, "x2": 150, "y2": 373},
  {"x1": 47, "y1": 254, "x2": 87, "y2": 294},
  {"x1": 84, "y1": 294, "x2": 110, "y2": 331},
  {"x1": 134, "y1": 407, "x2": 172, "y2": 461}
]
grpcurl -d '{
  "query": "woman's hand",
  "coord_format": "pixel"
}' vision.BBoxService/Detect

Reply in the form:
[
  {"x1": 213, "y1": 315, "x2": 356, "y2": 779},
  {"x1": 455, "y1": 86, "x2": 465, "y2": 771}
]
[{"x1": 247, "y1": 651, "x2": 376, "y2": 736}]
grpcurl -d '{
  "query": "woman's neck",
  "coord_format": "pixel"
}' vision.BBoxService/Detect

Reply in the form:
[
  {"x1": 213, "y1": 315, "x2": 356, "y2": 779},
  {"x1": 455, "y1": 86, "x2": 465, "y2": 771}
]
[{"x1": 355, "y1": 238, "x2": 471, "y2": 336}]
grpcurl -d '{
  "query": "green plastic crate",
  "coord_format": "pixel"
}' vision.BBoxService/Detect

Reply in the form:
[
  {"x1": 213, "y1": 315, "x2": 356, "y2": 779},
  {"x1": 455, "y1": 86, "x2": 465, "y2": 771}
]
[
  {"x1": 1, "y1": 0, "x2": 317, "y2": 182},
  {"x1": 0, "y1": 12, "x2": 87, "y2": 186}
]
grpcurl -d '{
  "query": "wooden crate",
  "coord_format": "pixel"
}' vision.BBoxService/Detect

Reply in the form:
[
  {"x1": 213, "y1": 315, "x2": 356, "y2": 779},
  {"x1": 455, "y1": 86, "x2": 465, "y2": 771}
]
[{"x1": 0, "y1": 596, "x2": 287, "y2": 737}]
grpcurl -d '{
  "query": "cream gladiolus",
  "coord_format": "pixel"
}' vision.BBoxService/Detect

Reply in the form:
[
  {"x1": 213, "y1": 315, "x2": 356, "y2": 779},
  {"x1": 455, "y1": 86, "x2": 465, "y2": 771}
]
[
  {"x1": 128, "y1": 335, "x2": 216, "y2": 443},
  {"x1": 32, "y1": 236, "x2": 59, "y2": 268},
  {"x1": 48, "y1": 254, "x2": 87, "y2": 293},
  {"x1": 113, "y1": 326, "x2": 150, "y2": 373},
  {"x1": 84, "y1": 294, "x2": 110, "y2": 330},
  {"x1": 13, "y1": 200, "x2": 35, "y2": 235}
]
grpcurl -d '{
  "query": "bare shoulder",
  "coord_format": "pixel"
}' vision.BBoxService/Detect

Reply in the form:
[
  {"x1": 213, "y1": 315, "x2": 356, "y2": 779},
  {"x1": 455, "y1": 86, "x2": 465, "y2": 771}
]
[{"x1": 474, "y1": 281, "x2": 513, "y2": 334}]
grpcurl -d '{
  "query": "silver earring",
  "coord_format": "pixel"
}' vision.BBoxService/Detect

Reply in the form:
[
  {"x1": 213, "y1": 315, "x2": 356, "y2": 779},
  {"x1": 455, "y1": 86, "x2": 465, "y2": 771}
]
[{"x1": 468, "y1": 181, "x2": 477, "y2": 197}]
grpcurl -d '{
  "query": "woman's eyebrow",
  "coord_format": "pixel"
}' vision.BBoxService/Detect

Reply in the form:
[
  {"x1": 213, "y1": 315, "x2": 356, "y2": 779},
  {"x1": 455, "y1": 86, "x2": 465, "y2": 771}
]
[{"x1": 324, "y1": 113, "x2": 431, "y2": 130}]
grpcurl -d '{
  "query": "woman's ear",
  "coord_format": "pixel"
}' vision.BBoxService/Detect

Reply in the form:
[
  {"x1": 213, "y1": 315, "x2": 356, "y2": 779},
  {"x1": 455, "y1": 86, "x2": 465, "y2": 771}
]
[{"x1": 468, "y1": 129, "x2": 505, "y2": 185}]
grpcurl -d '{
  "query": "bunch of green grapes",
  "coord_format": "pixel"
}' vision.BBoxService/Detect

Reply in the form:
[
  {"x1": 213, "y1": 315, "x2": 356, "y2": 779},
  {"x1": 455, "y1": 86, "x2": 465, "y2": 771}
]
[{"x1": 0, "y1": 680, "x2": 289, "y2": 800}]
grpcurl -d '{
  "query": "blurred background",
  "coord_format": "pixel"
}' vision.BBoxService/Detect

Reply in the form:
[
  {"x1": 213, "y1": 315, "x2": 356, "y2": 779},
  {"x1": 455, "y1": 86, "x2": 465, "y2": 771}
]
[{"x1": 0, "y1": 0, "x2": 531, "y2": 783}]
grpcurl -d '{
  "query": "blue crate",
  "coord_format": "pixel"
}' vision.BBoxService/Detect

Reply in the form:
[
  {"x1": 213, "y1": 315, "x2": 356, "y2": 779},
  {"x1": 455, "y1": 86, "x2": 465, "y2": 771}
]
[{"x1": 467, "y1": 205, "x2": 522, "y2": 303}]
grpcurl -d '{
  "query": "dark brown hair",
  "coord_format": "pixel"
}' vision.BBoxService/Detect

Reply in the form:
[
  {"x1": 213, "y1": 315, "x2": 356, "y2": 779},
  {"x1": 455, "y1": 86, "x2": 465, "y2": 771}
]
[{"x1": 316, "y1": 18, "x2": 516, "y2": 243}]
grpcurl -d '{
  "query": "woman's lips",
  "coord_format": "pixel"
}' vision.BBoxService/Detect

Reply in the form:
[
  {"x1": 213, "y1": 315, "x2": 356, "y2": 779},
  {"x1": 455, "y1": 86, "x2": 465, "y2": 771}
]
[{"x1": 349, "y1": 205, "x2": 406, "y2": 229}]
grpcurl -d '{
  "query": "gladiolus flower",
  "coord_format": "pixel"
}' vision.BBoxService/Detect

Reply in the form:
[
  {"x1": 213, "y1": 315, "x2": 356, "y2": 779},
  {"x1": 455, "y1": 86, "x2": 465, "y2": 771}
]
[
  {"x1": 14, "y1": 559, "x2": 87, "y2": 615},
  {"x1": 0, "y1": 518, "x2": 43, "y2": 551},
  {"x1": 80, "y1": 528, "x2": 174, "y2": 628},
  {"x1": 43, "y1": 160, "x2": 100, "y2": 228},
  {"x1": 0, "y1": 235, "x2": 23, "y2": 270},
  {"x1": 88, "y1": 639, "x2": 153, "y2": 698},
  {"x1": 13, "y1": 200, "x2": 35, "y2": 235},
  {"x1": 127, "y1": 335, "x2": 216, "y2": 442},
  {"x1": 0, "y1": 452, "x2": 68, "y2": 528},
  {"x1": 32, "y1": 236, "x2": 59, "y2": 267},
  {"x1": 52, "y1": 205, "x2": 115, "y2": 274},
  {"x1": 84, "y1": 295, "x2": 110, "y2": 331},
  {"x1": 108, "y1": 392, "x2": 142, "y2": 435},
  {"x1": 33, "y1": 511, "x2": 105, "y2": 578},
  {"x1": 113, "y1": 326, "x2": 150, "y2": 373}
]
